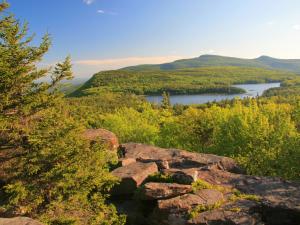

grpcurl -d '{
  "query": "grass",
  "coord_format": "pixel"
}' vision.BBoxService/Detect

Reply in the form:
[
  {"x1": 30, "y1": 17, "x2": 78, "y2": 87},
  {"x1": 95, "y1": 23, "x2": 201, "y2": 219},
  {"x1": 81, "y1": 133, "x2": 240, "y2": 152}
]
[
  {"x1": 188, "y1": 200, "x2": 224, "y2": 219},
  {"x1": 188, "y1": 179, "x2": 261, "y2": 219},
  {"x1": 145, "y1": 172, "x2": 174, "y2": 183},
  {"x1": 229, "y1": 189, "x2": 261, "y2": 202},
  {"x1": 191, "y1": 179, "x2": 227, "y2": 193}
]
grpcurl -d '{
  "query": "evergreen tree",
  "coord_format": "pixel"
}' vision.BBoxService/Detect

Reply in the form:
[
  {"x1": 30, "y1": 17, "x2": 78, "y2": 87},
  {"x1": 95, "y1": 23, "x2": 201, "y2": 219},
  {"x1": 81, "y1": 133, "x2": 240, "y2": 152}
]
[
  {"x1": 0, "y1": 2, "x2": 125, "y2": 224},
  {"x1": 161, "y1": 91, "x2": 171, "y2": 109}
]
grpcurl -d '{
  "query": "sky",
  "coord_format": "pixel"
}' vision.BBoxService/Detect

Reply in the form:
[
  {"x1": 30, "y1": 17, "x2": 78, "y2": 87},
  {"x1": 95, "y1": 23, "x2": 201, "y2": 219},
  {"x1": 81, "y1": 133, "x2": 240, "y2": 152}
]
[{"x1": 7, "y1": 0, "x2": 300, "y2": 79}]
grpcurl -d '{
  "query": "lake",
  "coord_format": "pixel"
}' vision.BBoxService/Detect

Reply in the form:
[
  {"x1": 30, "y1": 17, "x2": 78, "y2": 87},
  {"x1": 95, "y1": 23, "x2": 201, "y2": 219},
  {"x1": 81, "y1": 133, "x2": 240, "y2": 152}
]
[{"x1": 146, "y1": 83, "x2": 281, "y2": 105}]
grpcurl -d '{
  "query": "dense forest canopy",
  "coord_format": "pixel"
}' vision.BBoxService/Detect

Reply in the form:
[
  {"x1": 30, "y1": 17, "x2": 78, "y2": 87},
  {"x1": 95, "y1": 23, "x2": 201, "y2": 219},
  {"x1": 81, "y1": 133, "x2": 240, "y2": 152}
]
[{"x1": 71, "y1": 67, "x2": 299, "y2": 96}]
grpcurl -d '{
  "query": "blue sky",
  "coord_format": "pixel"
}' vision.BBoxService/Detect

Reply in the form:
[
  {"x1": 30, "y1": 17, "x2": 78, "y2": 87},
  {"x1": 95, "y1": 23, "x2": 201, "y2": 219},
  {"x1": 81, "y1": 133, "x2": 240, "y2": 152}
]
[{"x1": 7, "y1": 0, "x2": 300, "y2": 79}]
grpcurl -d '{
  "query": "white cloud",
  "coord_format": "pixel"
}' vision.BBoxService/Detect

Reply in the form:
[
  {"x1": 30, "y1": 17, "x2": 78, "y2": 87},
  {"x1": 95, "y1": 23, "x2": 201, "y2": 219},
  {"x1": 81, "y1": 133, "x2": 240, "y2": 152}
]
[
  {"x1": 83, "y1": 0, "x2": 95, "y2": 5},
  {"x1": 266, "y1": 21, "x2": 275, "y2": 26},
  {"x1": 42, "y1": 56, "x2": 188, "y2": 79},
  {"x1": 97, "y1": 9, "x2": 117, "y2": 15},
  {"x1": 74, "y1": 56, "x2": 184, "y2": 67},
  {"x1": 293, "y1": 24, "x2": 300, "y2": 30}
]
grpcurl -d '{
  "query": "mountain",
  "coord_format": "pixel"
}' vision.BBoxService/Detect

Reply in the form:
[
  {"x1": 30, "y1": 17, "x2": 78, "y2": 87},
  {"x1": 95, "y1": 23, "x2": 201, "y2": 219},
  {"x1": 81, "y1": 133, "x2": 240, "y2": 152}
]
[{"x1": 122, "y1": 55, "x2": 300, "y2": 74}]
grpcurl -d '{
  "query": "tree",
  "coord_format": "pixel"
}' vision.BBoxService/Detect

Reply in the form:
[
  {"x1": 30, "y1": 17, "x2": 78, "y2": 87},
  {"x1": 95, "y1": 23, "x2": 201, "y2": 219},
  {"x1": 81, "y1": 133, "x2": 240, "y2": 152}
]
[
  {"x1": 0, "y1": 2, "x2": 125, "y2": 224},
  {"x1": 161, "y1": 91, "x2": 171, "y2": 109}
]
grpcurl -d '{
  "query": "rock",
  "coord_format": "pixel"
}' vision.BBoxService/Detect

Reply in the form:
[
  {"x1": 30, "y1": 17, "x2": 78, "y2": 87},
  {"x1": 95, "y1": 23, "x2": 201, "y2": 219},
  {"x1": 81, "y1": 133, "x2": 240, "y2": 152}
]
[
  {"x1": 187, "y1": 200, "x2": 262, "y2": 225},
  {"x1": 112, "y1": 143, "x2": 300, "y2": 225},
  {"x1": 111, "y1": 198, "x2": 153, "y2": 225},
  {"x1": 163, "y1": 168, "x2": 198, "y2": 184},
  {"x1": 118, "y1": 158, "x2": 136, "y2": 167},
  {"x1": 151, "y1": 189, "x2": 224, "y2": 225},
  {"x1": 120, "y1": 143, "x2": 241, "y2": 172},
  {"x1": 111, "y1": 162, "x2": 158, "y2": 195},
  {"x1": 139, "y1": 183, "x2": 192, "y2": 200},
  {"x1": 0, "y1": 217, "x2": 43, "y2": 225},
  {"x1": 83, "y1": 129, "x2": 119, "y2": 151},
  {"x1": 157, "y1": 189, "x2": 223, "y2": 214},
  {"x1": 197, "y1": 168, "x2": 300, "y2": 225}
]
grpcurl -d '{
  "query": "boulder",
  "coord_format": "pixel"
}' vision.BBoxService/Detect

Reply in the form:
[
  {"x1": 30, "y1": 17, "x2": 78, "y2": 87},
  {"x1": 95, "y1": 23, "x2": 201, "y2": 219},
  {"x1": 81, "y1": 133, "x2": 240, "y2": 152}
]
[
  {"x1": 83, "y1": 129, "x2": 119, "y2": 151},
  {"x1": 150, "y1": 189, "x2": 224, "y2": 225},
  {"x1": 112, "y1": 143, "x2": 300, "y2": 225},
  {"x1": 163, "y1": 168, "x2": 198, "y2": 184},
  {"x1": 120, "y1": 143, "x2": 241, "y2": 172},
  {"x1": 196, "y1": 168, "x2": 300, "y2": 225},
  {"x1": 187, "y1": 200, "x2": 262, "y2": 225},
  {"x1": 118, "y1": 158, "x2": 136, "y2": 167},
  {"x1": 157, "y1": 189, "x2": 223, "y2": 214},
  {"x1": 139, "y1": 182, "x2": 192, "y2": 200},
  {"x1": 111, "y1": 162, "x2": 158, "y2": 195},
  {"x1": 0, "y1": 217, "x2": 43, "y2": 225}
]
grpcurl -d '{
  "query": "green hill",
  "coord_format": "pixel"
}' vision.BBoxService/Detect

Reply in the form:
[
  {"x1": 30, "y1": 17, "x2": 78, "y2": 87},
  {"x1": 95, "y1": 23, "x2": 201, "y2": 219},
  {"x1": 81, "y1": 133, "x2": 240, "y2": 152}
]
[
  {"x1": 123, "y1": 55, "x2": 300, "y2": 73},
  {"x1": 71, "y1": 66, "x2": 298, "y2": 97}
]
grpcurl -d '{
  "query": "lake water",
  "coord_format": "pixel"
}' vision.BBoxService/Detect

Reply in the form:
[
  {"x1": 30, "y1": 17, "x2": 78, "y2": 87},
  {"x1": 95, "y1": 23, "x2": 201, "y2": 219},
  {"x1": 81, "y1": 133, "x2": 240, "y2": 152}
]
[{"x1": 146, "y1": 83, "x2": 281, "y2": 105}]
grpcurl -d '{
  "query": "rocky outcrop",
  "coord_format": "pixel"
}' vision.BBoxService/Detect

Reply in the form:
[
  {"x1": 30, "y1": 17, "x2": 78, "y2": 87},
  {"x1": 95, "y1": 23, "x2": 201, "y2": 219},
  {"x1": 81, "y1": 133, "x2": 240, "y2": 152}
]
[
  {"x1": 111, "y1": 143, "x2": 300, "y2": 225},
  {"x1": 187, "y1": 199, "x2": 263, "y2": 225},
  {"x1": 151, "y1": 189, "x2": 224, "y2": 225},
  {"x1": 111, "y1": 162, "x2": 158, "y2": 195},
  {"x1": 139, "y1": 183, "x2": 192, "y2": 200},
  {"x1": 83, "y1": 128, "x2": 119, "y2": 151},
  {"x1": 0, "y1": 217, "x2": 43, "y2": 225},
  {"x1": 119, "y1": 143, "x2": 242, "y2": 173}
]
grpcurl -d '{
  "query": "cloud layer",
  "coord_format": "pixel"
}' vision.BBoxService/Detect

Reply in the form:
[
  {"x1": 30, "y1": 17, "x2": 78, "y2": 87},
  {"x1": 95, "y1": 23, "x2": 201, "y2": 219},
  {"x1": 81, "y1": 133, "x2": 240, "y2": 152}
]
[{"x1": 74, "y1": 55, "x2": 184, "y2": 67}]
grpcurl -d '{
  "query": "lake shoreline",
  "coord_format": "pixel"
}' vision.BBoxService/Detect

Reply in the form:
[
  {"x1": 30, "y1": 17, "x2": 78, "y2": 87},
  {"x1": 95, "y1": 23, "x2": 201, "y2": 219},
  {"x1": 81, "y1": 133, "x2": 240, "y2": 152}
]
[{"x1": 147, "y1": 82, "x2": 281, "y2": 105}]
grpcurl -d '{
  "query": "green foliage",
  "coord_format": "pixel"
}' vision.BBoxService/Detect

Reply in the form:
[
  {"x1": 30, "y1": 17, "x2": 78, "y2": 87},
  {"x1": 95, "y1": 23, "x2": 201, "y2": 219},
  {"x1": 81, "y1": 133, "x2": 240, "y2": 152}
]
[
  {"x1": 71, "y1": 66, "x2": 296, "y2": 96},
  {"x1": 3, "y1": 103, "x2": 125, "y2": 224},
  {"x1": 191, "y1": 179, "x2": 214, "y2": 191},
  {"x1": 145, "y1": 172, "x2": 174, "y2": 183},
  {"x1": 161, "y1": 91, "x2": 171, "y2": 109},
  {"x1": 188, "y1": 200, "x2": 223, "y2": 219},
  {"x1": 73, "y1": 94, "x2": 300, "y2": 180},
  {"x1": 191, "y1": 179, "x2": 226, "y2": 193},
  {"x1": 229, "y1": 190, "x2": 261, "y2": 202},
  {"x1": 0, "y1": 2, "x2": 125, "y2": 224}
]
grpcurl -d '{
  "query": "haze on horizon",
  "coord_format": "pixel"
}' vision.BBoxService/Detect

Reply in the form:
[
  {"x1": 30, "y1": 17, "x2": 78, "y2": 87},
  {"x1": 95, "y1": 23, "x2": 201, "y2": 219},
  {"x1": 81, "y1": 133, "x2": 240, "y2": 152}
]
[{"x1": 8, "y1": 0, "x2": 300, "y2": 79}]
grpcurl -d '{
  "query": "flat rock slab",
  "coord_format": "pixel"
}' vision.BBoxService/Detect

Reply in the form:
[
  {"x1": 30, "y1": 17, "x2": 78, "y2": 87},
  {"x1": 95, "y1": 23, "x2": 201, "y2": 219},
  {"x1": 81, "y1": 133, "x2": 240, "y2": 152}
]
[
  {"x1": 0, "y1": 217, "x2": 43, "y2": 225},
  {"x1": 157, "y1": 189, "x2": 224, "y2": 214},
  {"x1": 111, "y1": 162, "x2": 158, "y2": 195},
  {"x1": 150, "y1": 189, "x2": 224, "y2": 225},
  {"x1": 120, "y1": 143, "x2": 241, "y2": 172},
  {"x1": 187, "y1": 200, "x2": 262, "y2": 225},
  {"x1": 139, "y1": 182, "x2": 192, "y2": 200},
  {"x1": 197, "y1": 168, "x2": 300, "y2": 209},
  {"x1": 197, "y1": 168, "x2": 300, "y2": 224}
]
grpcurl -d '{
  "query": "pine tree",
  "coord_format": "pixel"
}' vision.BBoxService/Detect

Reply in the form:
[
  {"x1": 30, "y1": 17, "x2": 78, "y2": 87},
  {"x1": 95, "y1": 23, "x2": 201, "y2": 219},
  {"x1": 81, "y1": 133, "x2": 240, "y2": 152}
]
[
  {"x1": 0, "y1": 1, "x2": 73, "y2": 147},
  {"x1": 161, "y1": 91, "x2": 171, "y2": 109},
  {"x1": 0, "y1": 2, "x2": 125, "y2": 224}
]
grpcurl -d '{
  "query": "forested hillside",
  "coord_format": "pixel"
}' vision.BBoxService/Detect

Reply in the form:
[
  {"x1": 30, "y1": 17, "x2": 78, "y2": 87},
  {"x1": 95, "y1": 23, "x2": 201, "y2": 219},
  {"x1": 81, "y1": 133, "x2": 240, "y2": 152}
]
[
  {"x1": 123, "y1": 54, "x2": 300, "y2": 73},
  {"x1": 72, "y1": 67, "x2": 297, "y2": 96}
]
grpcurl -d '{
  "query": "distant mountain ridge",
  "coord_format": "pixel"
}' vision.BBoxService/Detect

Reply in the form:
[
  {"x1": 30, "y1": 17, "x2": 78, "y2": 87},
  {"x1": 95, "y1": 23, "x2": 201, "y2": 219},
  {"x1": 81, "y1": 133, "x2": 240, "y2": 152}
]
[{"x1": 122, "y1": 55, "x2": 300, "y2": 73}]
